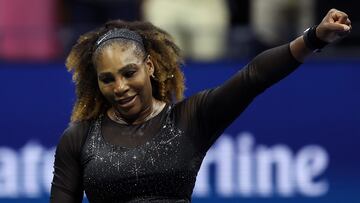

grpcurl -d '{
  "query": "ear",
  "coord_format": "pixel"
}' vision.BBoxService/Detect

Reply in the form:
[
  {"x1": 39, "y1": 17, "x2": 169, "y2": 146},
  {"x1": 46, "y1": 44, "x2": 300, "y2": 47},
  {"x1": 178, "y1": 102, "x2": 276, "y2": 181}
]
[{"x1": 144, "y1": 55, "x2": 154, "y2": 76}]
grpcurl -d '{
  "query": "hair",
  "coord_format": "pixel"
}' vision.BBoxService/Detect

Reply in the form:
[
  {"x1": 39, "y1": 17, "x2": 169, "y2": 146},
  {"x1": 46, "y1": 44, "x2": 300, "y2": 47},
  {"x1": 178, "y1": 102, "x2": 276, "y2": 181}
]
[{"x1": 66, "y1": 20, "x2": 185, "y2": 122}]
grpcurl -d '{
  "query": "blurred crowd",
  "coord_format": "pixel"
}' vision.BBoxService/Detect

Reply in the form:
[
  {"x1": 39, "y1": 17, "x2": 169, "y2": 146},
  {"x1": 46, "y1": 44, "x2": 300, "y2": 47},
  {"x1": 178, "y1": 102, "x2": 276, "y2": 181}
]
[{"x1": 0, "y1": 0, "x2": 358, "y2": 62}]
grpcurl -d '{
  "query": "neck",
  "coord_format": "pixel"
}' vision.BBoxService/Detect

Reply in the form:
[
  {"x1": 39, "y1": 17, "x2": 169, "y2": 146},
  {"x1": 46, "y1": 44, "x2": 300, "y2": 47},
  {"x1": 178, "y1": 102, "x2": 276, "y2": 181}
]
[{"x1": 109, "y1": 98, "x2": 166, "y2": 125}]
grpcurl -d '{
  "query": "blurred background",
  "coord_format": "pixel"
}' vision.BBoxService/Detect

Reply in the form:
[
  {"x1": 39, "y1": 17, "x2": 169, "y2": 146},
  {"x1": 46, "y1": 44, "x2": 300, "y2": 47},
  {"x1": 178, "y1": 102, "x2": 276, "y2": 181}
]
[
  {"x1": 0, "y1": 0, "x2": 359, "y2": 203},
  {"x1": 0, "y1": 0, "x2": 359, "y2": 62}
]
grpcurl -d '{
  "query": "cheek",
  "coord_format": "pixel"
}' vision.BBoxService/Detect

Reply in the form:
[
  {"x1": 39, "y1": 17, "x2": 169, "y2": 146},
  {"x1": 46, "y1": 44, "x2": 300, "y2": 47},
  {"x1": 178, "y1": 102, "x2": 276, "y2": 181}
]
[
  {"x1": 133, "y1": 80, "x2": 152, "y2": 105},
  {"x1": 98, "y1": 85, "x2": 114, "y2": 101},
  {"x1": 139, "y1": 78, "x2": 153, "y2": 96}
]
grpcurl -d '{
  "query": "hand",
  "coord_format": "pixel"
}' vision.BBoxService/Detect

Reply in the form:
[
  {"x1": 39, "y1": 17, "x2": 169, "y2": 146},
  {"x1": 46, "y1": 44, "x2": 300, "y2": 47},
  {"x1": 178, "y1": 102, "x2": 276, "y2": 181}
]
[{"x1": 316, "y1": 9, "x2": 352, "y2": 43}]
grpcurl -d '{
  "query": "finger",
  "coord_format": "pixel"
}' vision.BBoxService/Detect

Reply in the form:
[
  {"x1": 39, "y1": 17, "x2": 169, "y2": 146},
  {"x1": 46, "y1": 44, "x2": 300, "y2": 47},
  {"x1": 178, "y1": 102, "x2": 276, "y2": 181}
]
[
  {"x1": 331, "y1": 11, "x2": 347, "y2": 23},
  {"x1": 338, "y1": 13, "x2": 349, "y2": 24},
  {"x1": 338, "y1": 26, "x2": 351, "y2": 37},
  {"x1": 345, "y1": 18, "x2": 352, "y2": 26},
  {"x1": 328, "y1": 10, "x2": 338, "y2": 23},
  {"x1": 327, "y1": 22, "x2": 351, "y2": 32},
  {"x1": 328, "y1": 8, "x2": 339, "y2": 15}
]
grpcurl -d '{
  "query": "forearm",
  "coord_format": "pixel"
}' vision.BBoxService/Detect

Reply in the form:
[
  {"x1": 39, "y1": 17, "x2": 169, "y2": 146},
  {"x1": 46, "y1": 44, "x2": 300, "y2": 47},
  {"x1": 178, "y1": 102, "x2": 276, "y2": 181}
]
[
  {"x1": 243, "y1": 43, "x2": 302, "y2": 94},
  {"x1": 203, "y1": 44, "x2": 301, "y2": 126},
  {"x1": 219, "y1": 43, "x2": 302, "y2": 99},
  {"x1": 196, "y1": 44, "x2": 302, "y2": 150},
  {"x1": 289, "y1": 36, "x2": 313, "y2": 63}
]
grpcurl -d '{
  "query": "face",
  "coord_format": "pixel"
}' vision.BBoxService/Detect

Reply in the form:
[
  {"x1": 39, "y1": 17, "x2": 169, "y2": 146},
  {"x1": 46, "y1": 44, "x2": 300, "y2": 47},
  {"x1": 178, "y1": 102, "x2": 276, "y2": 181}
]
[{"x1": 95, "y1": 43, "x2": 154, "y2": 120}]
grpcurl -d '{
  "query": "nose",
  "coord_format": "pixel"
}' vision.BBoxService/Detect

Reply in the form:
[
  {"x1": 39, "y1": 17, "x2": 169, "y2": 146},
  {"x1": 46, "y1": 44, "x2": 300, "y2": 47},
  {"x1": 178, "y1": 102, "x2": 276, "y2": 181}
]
[{"x1": 114, "y1": 78, "x2": 129, "y2": 96}]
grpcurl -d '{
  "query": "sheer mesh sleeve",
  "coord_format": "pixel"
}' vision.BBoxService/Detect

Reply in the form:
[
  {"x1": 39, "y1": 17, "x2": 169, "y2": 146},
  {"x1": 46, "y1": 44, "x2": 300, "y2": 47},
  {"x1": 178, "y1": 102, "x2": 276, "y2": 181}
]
[
  {"x1": 191, "y1": 43, "x2": 302, "y2": 151},
  {"x1": 50, "y1": 121, "x2": 90, "y2": 203}
]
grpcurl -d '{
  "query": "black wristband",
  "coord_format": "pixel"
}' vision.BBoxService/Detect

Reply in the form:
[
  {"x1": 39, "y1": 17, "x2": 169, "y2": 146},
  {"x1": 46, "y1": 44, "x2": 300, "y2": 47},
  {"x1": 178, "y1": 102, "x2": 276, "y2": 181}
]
[{"x1": 303, "y1": 25, "x2": 328, "y2": 52}]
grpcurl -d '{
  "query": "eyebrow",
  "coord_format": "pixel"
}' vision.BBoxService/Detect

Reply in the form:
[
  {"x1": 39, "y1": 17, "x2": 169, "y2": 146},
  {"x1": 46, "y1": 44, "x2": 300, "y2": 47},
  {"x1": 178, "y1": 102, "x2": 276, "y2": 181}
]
[{"x1": 98, "y1": 64, "x2": 139, "y2": 77}]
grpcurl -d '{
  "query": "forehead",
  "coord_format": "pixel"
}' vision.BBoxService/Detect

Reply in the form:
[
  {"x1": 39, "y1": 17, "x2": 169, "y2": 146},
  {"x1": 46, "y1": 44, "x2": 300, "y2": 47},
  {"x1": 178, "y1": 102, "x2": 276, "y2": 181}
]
[{"x1": 95, "y1": 43, "x2": 142, "y2": 73}]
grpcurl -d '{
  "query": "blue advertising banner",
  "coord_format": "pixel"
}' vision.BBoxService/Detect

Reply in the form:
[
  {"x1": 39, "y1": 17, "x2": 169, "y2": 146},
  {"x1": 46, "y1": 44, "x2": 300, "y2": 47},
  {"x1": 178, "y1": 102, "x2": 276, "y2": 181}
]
[{"x1": 0, "y1": 59, "x2": 359, "y2": 203}]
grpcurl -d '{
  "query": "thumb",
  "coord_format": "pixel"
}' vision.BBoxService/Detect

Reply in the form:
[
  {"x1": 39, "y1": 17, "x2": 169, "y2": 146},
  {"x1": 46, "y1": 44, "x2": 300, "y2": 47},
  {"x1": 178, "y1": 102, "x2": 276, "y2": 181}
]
[{"x1": 326, "y1": 23, "x2": 351, "y2": 32}]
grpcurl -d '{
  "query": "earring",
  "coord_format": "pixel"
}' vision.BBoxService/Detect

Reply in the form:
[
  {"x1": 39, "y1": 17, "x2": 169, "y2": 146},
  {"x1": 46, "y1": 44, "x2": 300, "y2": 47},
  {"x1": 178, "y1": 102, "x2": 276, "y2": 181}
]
[{"x1": 150, "y1": 73, "x2": 158, "y2": 81}]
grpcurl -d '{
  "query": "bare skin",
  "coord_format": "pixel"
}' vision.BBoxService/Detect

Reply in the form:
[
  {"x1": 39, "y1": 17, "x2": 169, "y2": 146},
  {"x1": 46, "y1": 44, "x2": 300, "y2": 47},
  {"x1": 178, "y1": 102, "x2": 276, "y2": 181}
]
[
  {"x1": 95, "y1": 43, "x2": 166, "y2": 125},
  {"x1": 95, "y1": 9, "x2": 351, "y2": 125},
  {"x1": 290, "y1": 8, "x2": 351, "y2": 62}
]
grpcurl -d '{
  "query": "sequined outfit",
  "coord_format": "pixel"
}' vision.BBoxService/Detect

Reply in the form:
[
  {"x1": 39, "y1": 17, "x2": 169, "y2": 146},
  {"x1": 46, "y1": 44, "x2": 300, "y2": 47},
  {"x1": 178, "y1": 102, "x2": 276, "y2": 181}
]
[{"x1": 50, "y1": 44, "x2": 301, "y2": 203}]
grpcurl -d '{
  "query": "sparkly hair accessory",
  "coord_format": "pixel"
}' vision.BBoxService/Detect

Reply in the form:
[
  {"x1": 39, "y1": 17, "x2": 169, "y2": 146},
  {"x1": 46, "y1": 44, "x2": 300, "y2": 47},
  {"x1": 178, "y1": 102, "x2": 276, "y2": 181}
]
[{"x1": 95, "y1": 28, "x2": 144, "y2": 50}]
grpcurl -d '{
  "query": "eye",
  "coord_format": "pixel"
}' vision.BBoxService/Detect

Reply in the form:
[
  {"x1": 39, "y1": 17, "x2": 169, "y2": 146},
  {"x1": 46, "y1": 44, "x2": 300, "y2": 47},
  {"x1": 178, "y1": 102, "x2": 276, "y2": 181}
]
[
  {"x1": 99, "y1": 76, "x2": 114, "y2": 84},
  {"x1": 123, "y1": 70, "x2": 137, "y2": 78}
]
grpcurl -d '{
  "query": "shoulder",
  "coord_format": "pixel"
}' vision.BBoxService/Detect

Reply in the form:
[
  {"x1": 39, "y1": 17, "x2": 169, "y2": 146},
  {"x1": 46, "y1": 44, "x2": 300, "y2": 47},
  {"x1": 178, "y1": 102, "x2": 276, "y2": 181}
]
[
  {"x1": 56, "y1": 120, "x2": 92, "y2": 154},
  {"x1": 63, "y1": 120, "x2": 91, "y2": 138},
  {"x1": 174, "y1": 89, "x2": 215, "y2": 110},
  {"x1": 172, "y1": 89, "x2": 215, "y2": 120}
]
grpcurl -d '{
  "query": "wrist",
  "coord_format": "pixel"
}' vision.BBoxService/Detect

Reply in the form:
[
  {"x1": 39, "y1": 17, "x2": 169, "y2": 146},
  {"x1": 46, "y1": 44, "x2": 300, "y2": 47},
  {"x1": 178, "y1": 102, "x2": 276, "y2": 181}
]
[{"x1": 303, "y1": 25, "x2": 328, "y2": 52}]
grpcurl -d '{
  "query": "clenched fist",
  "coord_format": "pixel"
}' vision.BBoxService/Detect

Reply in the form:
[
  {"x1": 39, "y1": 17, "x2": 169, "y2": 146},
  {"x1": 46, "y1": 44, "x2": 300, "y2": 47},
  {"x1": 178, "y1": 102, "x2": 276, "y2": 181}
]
[{"x1": 316, "y1": 9, "x2": 352, "y2": 43}]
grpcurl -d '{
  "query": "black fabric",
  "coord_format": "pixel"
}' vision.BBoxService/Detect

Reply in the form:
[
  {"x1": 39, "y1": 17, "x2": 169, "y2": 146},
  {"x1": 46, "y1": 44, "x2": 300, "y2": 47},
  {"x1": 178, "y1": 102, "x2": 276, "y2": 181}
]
[{"x1": 50, "y1": 44, "x2": 301, "y2": 203}]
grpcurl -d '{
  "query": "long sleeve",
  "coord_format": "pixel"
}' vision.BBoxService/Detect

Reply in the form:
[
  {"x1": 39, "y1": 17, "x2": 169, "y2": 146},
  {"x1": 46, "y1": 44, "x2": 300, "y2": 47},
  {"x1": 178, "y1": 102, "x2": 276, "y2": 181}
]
[
  {"x1": 190, "y1": 43, "x2": 302, "y2": 151},
  {"x1": 50, "y1": 122, "x2": 90, "y2": 203}
]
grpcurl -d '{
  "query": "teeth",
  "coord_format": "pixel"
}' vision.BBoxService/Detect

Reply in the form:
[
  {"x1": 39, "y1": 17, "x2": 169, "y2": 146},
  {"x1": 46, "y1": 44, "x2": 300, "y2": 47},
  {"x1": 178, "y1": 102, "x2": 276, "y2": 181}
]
[
  {"x1": 119, "y1": 96, "x2": 134, "y2": 104},
  {"x1": 122, "y1": 98, "x2": 131, "y2": 103}
]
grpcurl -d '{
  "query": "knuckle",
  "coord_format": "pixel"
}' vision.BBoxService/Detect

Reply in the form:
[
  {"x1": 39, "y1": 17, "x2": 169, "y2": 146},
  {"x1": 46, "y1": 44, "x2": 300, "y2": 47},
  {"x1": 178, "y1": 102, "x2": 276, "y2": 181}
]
[{"x1": 330, "y1": 8, "x2": 337, "y2": 12}]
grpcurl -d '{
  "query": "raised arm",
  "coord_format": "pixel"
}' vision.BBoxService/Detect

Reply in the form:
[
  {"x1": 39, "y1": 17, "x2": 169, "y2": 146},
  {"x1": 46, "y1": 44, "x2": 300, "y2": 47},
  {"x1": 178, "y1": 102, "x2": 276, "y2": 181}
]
[
  {"x1": 193, "y1": 8, "x2": 351, "y2": 151},
  {"x1": 290, "y1": 8, "x2": 351, "y2": 62}
]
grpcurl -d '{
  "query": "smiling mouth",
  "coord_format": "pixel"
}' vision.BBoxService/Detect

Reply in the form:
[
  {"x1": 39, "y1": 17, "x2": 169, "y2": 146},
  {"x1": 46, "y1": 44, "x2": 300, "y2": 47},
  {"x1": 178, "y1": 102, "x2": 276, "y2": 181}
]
[{"x1": 116, "y1": 95, "x2": 137, "y2": 107}]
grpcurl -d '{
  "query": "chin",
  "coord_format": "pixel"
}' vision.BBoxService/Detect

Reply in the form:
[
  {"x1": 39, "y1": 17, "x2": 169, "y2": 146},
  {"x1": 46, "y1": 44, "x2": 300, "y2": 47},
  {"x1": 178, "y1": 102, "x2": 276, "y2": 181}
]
[
  {"x1": 114, "y1": 101, "x2": 143, "y2": 120},
  {"x1": 116, "y1": 106, "x2": 140, "y2": 118}
]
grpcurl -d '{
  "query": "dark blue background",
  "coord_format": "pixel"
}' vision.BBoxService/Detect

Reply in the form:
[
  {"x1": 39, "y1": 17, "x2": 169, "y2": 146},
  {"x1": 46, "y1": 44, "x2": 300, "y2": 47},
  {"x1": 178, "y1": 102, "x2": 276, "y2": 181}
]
[{"x1": 0, "y1": 59, "x2": 359, "y2": 202}]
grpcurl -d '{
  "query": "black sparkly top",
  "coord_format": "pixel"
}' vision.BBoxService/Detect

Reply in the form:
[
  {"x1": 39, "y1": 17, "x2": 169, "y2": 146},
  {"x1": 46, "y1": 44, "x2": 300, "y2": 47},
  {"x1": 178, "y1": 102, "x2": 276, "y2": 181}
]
[{"x1": 50, "y1": 44, "x2": 301, "y2": 203}]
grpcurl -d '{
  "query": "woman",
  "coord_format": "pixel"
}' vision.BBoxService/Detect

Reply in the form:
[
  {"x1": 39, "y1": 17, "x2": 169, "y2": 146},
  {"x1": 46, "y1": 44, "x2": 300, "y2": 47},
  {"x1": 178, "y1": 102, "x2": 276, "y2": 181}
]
[{"x1": 50, "y1": 9, "x2": 351, "y2": 203}]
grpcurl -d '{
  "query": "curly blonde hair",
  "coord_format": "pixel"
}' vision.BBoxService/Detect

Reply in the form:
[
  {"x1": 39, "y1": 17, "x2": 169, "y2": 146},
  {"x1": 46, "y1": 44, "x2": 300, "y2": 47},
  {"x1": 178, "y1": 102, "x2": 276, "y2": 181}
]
[{"x1": 66, "y1": 20, "x2": 185, "y2": 122}]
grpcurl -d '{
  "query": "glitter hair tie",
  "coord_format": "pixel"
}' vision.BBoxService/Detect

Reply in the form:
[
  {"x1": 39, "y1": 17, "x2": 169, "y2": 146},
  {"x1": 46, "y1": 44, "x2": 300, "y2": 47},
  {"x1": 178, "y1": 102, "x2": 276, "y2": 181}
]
[{"x1": 95, "y1": 28, "x2": 144, "y2": 50}]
